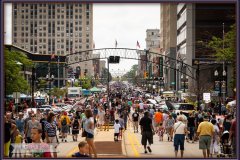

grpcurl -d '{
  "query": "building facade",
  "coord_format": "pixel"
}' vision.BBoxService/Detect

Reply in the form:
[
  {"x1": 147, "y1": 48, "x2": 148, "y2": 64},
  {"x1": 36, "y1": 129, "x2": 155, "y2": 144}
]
[
  {"x1": 12, "y1": 3, "x2": 94, "y2": 85},
  {"x1": 145, "y1": 29, "x2": 160, "y2": 78},
  {"x1": 176, "y1": 3, "x2": 235, "y2": 99},
  {"x1": 160, "y1": 3, "x2": 177, "y2": 91}
]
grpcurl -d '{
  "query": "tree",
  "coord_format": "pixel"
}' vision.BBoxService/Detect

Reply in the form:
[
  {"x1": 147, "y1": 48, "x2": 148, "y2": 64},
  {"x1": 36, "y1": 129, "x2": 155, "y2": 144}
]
[
  {"x1": 36, "y1": 79, "x2": 47, "y2": 91},
  {"x1": 4, "y1": 48, "x2": 33, "y2": 95},
  {"x1": 81, "y1": 78, "x2": 92, "y2": 89},
  {"x1": 122, "y1": 65, "x2": 138, "y2": 85},
  {"x1": 100, "y1": 68, "x2": 112, "y2": 84},
  {"x1": 49, "y1": 87, "x2": 67, "y2": 99},
  {"x1": 207, "y1": 24, "x2": 236, "y2": 95}
]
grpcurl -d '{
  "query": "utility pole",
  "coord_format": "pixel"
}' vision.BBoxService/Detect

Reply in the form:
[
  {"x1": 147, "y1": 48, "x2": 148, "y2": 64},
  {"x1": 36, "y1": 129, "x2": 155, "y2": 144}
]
[
  {"x1": 196, "y1": 61, "x2": 200, "y2": 110},
  {"x1": 107, "y1": 58, "x2": 110, "y2": 109},
  {"x1": 32, "y1": 67, "x2": 35, "y2": 107}
]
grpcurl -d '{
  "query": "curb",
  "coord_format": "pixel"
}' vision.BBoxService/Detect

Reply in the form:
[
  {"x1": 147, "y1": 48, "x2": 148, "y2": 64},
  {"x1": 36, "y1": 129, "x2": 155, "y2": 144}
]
[{"x1": 122, "y1": 131, "x2": 128, "y2": 157}]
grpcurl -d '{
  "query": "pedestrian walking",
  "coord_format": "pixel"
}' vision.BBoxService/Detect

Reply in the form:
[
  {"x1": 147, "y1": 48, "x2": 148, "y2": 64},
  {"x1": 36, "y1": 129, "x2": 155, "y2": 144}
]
[
  {"x1": 84, "y1": 109, "x2": 97, "y2": 158},
  {"x1": 173, "y1": 116, "x2": 188, "y2": 158},
  {"x1": 187, "y1": 113, "x2": 196, "y2": 143},
  {"x1": 72, "y1": 116, "x2": 80, "y2": 142},
  {"x1": 25, "y1": 127, "x2": 51, "y2": 158},
  {"x1": 114, "y1": 119, "x2": 121, "y2": 141},
  {"x1": 209, "y1": 119, "x2": 220, "y2": 157},
  {"x1": 197, "y1": 115, "x2": 214, "y2": 158},
  {"x1": 132, "y1": 110, "x2": 140, "y2": 133},
  {"x1": 44, "y1": 112, "x2": 58, "y2": 158},
  {"x1": 13, "y1": 129, "x2": 23, "y2": 158},
  {"x1": 25, "y1": 113, "x2": 41, "y2": 143},
  {"x1": 165, "y1": 114, "x2": 175, "y2": 141},
  {"x1": 60, "y1": 112, "x2": 71, "y2": 142},
  {"x1": 97, "y1": 107, "x2": 105, "y2": 131},
  {"x1": 104, "y1": 109, "x2": 110, "y2": 131},
  {"x1": 139, "y1": 111, "x2": 155, "y2": 154},
  {"x1": 157, "y1": 123, "x2": 164, "y2": 141}
]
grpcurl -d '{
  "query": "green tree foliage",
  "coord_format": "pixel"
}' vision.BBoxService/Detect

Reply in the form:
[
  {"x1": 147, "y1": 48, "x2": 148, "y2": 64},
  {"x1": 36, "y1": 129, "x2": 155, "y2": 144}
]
[
  {"x1": 36, "y1": 79, "x2": 47, "y2": 91},
  {"x1": 5, "y1": 49, "x2": 33, "y2": 95},
  {"x1": 122, "y1": 65, "x2": 138, "y2": 85},
  {"x1": 81, "y1": 78, "x2": 92, "y2": 89},
  {"x1": 208, "y1": 24, "x2": 236, "y2": 92},
  {"x1": 100, "y1": 68, "x2": 112, "y2": 84},
  {"x1": 49, "y1": 87, "x2": 67, "y2": 98}
]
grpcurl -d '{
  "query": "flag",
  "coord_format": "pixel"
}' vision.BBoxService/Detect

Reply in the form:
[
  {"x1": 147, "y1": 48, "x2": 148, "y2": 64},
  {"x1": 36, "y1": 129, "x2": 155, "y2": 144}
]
[
  {"x1": 115, "y1": 40, "x2": 118, "y2": 48},
  {"x1": 51, "y1": 53, "x2": 55, "y2": 59},
  {"x1": 137, "y1": 41, "x2": 140, "y2": 48}
]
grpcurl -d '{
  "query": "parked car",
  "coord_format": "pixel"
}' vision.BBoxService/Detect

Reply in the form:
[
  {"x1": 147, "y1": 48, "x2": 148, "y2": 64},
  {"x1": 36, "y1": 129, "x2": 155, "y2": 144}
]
[
  {"x1": 173, "y1": 103, "x2": 195, "y2": 116},
  {"x1": 37, "y1": 105, "x2": 52, "y2": 112}
]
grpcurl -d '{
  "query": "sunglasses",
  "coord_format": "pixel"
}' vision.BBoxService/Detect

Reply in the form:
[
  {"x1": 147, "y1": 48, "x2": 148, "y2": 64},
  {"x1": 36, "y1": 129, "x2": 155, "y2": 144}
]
[{"x1": 31, "y1": 116, "x2": 36, "y2": 117}]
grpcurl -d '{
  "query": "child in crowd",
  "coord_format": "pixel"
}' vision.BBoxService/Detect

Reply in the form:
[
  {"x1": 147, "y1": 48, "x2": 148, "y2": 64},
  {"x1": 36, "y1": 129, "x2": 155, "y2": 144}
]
[
  {"x1": 157, "y1": 123, "x2": 165, "y2": 141},
  {"x1": 114, "y1": 119, "x2": 121, "y2": 142},
  {"x1": 72, "y1": 141, "x2": 90, "y2": 157},
  {"x1": 14, "y1": 129, "x2": 23, "y2": 158}
]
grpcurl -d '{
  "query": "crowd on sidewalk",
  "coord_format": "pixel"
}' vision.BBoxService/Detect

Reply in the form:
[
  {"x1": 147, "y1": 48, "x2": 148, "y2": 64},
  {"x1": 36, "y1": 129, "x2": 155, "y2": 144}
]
[{"x1": 4, "y1": 87, "x2": 237, "y2": 158}]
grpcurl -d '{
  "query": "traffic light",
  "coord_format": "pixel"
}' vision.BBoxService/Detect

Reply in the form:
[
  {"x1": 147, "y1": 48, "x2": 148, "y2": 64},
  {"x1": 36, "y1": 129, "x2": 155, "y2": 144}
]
[
  {"x1": 109, "y1": 56, "x2": 120, "y2": 63},
  {"x1": 144, "y1": 72, "x2": 149, "y2": 78}
]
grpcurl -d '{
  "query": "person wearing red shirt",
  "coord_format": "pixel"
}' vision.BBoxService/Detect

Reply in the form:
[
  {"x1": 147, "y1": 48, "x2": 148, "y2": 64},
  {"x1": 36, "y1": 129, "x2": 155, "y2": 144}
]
[{"x1": 229, "y1": 118, "x2": 236, "y2": 157}]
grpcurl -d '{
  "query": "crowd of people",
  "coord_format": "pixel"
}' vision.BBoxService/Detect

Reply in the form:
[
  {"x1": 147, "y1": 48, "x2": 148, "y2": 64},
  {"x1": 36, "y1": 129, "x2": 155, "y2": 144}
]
[{"x1": 4, "y1": 87, "x2": 237, "y2": 158}]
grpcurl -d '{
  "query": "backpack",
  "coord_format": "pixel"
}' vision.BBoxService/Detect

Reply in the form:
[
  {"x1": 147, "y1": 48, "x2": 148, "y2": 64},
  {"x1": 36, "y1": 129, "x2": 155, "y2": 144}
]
[
  {"x1": 61, "y1": 117, "x2": 67, "y2": 126},
  {"x1": 73, "y1": 119, "x2": 79, "y2": 129}
]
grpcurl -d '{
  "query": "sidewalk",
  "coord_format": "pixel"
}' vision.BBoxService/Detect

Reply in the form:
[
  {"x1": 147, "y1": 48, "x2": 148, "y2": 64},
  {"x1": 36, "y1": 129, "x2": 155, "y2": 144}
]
[{"x1": 59, "y1": 128, "x2": 126, "y2": 158}]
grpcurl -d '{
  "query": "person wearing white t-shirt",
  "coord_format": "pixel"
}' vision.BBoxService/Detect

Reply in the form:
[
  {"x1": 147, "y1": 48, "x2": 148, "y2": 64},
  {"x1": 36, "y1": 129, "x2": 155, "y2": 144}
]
[
  {"x1": 139, "y1": 102, "x2": 144, "y2": 113},
  {"x1": 173, "y1": 116, "x2": 188, "y2": 158},
  {"x1": 114, "y1": 119, "x2": 121, "y2": 141},
  {"x1": 97, "y1": 108, "x2": 105, "y2": 131}
]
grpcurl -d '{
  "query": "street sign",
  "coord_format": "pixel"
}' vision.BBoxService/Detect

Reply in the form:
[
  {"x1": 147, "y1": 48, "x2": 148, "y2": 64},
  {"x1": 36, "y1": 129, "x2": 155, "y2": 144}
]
[
  {"x1": 13, "y1": 92, "x2": 20, "y2": 99},
  {"x1": 13, "y1": 92, "x2": 21, "y2": 103},
  {"x1": 203, "y1": 93, "x2": 211, "y2": 102}
]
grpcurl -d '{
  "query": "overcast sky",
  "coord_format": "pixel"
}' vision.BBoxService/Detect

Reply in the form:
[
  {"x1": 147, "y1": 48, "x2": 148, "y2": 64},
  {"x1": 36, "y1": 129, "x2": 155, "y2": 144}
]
[{"x1": 4, "y1": 3, "x2": 160, "y2": 75}]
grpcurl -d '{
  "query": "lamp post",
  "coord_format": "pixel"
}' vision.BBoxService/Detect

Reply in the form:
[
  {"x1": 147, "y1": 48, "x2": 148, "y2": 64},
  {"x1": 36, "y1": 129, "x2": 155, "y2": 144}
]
[
  {"x1": 46, "y1": 74, "x2": 54, "y2": 105},
  {"x1": 71, "y1": 78, "x2": 75, "y2": 87},
  {"x1": 181, "y1": 75, "x2": 188, "y2": 93},
  {"x1": 214, "y1": 69, "x2": 226, "y2": 114}
]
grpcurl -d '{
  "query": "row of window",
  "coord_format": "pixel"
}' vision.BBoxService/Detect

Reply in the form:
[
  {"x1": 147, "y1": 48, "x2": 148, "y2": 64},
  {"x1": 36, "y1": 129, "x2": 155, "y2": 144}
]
[
  {"x1": 16, "y1": 44, "x2": 91, "y2": 54},
  {"x1": 14, "y1": 3, "x2": 88, "y2": 9}
]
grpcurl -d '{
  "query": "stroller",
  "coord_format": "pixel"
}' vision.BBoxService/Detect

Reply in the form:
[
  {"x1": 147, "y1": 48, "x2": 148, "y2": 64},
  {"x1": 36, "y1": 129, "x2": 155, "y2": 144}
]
[{"x1": 217, "y1": 130, "x2": 233, "y2": 158}]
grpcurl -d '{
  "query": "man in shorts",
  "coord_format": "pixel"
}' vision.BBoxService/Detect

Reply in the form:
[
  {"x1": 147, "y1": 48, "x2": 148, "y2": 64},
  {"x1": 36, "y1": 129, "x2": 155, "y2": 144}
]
[
  {"x1": 139, "y1": 111, "x2": 155, "y2": 154},
  {"x1": 197, "y1": 115, "x2": 214, "y2": 158}
]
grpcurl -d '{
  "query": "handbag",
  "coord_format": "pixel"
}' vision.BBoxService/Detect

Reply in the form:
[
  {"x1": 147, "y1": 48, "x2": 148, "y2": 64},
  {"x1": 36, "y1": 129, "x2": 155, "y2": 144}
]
[{"x1": 82, "y1": 129, "x2": 87, "y2": 137}]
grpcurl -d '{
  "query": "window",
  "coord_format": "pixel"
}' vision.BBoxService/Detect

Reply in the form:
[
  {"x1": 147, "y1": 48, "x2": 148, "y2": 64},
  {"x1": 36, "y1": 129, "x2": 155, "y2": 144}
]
[
  {"x1": 86, "y1": 21, "x2": 89, "y2": 25},
  {"x1": 61, "y1": 45, "x2": 64, "y2": 49},
  {"x1": 86, "y1": 32, "x2": 89, "y2": 37},
  {"x1": 86, "y1": 26, "x2": 89, "y2": 31}
]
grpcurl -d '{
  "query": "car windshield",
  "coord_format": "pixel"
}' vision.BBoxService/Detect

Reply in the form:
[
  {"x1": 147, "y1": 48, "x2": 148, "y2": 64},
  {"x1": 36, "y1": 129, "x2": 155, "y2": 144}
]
[{"x1": 177, "y1": 104, "x2": 194, "y2": 110}]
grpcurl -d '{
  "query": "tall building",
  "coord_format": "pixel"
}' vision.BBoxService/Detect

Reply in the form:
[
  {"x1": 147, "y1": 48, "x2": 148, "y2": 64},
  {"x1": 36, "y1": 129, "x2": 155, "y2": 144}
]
[
  {"x1": 160, "y1": 3, "x2": 177, "y2": 90},
  {"x1": 12, "y1": 3, "x2": 94, "y2": 85},
  {"x1": 176, "y1": 3, "x2": 195, "y2": 92},
  {"x1": 145, "y1": 29, "x2": 160, "y2": 78},
  {"x1": 176, "y1": 3, "x2": 235, "y2": 98}
]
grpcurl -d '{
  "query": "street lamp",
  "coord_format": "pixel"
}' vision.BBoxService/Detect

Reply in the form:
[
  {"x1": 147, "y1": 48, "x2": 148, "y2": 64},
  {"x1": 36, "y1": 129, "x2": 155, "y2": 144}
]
[
  {"x1": 46, "y1": 74, "x2": 54, "y2": 105},
  {"x1": 214, "y1": 69, "x2": 226, "y2": 114},
  {"x1": 181, "y1": 75, "x2": 188, "y2": 93},
  {"x1": 71, "y1": 78, "x2": 75, "y2": 87}
]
